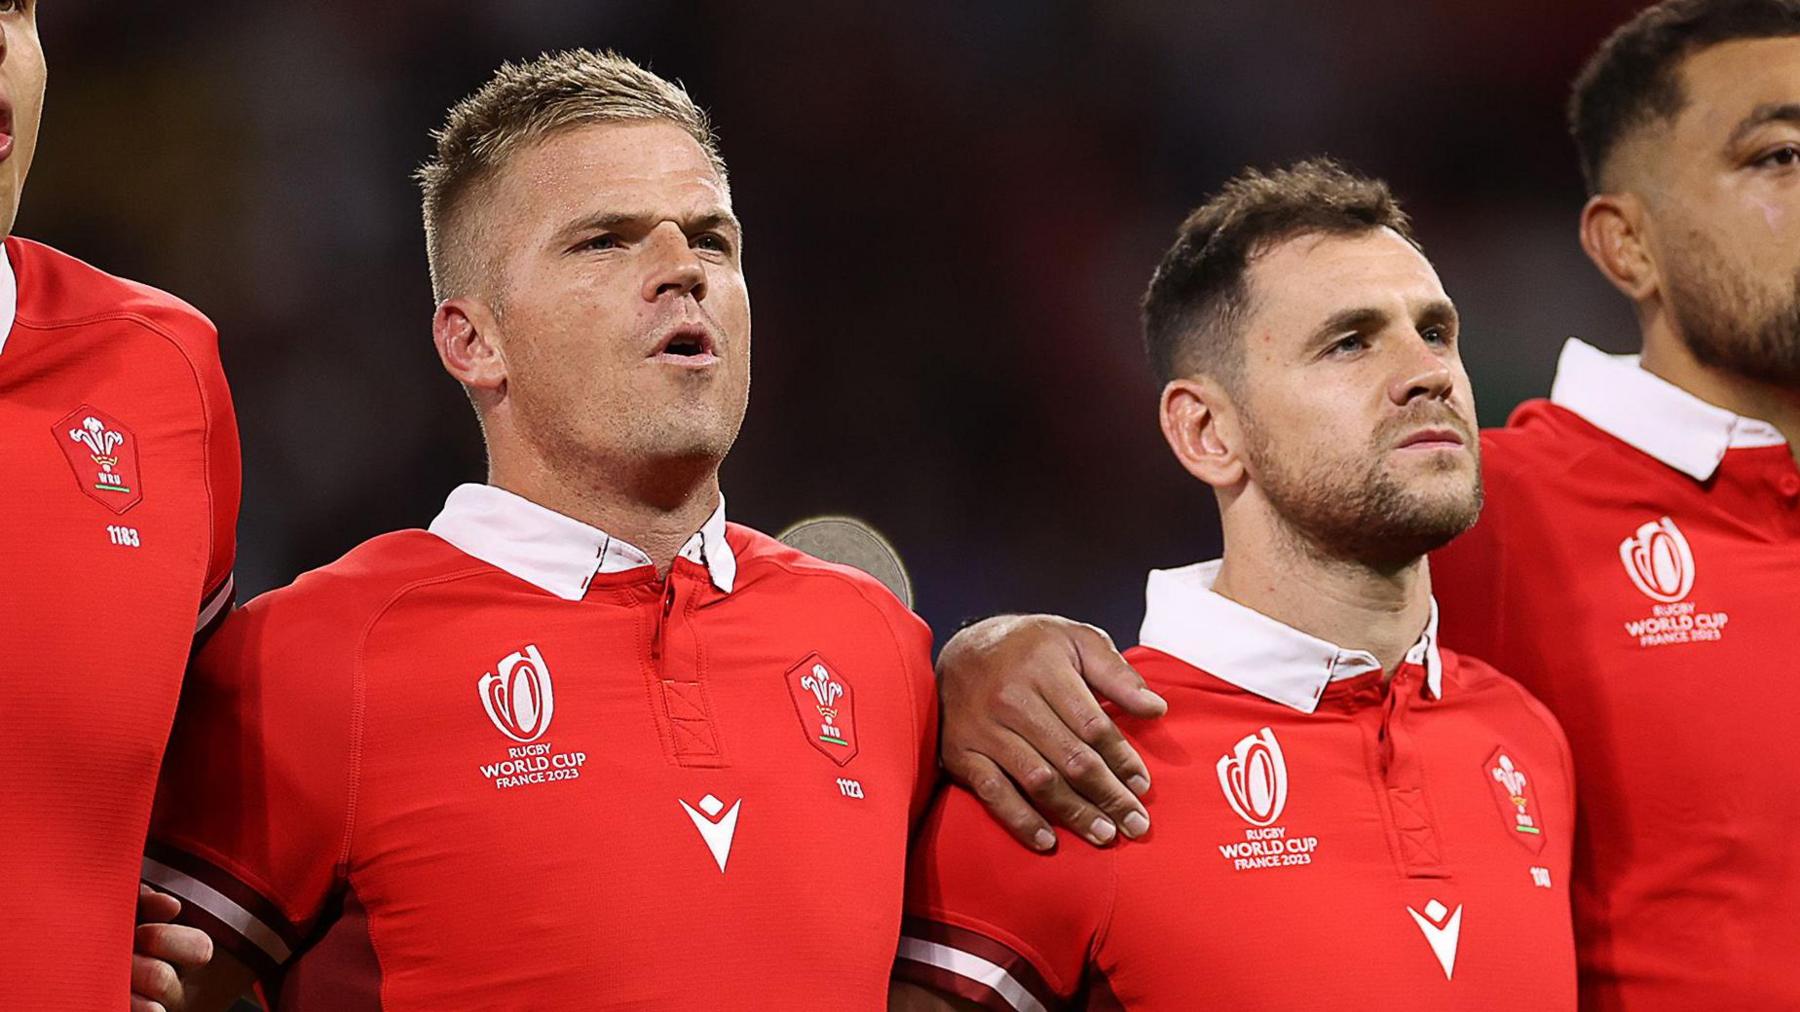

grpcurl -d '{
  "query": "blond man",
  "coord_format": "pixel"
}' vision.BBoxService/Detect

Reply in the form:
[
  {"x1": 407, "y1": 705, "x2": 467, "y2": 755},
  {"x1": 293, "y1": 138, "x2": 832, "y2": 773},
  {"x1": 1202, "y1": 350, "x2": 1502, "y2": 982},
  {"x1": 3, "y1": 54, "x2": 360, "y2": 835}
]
[{"x1": 141, "y1": 50, "x2": 935, "y2": 1011}]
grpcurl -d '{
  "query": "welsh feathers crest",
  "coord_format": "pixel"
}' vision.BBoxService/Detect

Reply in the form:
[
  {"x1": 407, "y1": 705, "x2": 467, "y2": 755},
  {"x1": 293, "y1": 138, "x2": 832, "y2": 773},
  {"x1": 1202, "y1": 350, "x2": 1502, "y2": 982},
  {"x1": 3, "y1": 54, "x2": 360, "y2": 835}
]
[
  {"x1": 53, "y1": 404, "x2": 142, "y2": 513},
  {"x1": 785, "y1": 653, "x2": 858, "y2": 765}
]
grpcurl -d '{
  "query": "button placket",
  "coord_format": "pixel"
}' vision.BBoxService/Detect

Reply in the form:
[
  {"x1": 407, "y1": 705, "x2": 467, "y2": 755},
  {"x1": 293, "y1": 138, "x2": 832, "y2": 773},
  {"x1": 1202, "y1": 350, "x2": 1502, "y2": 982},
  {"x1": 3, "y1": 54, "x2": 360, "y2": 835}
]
[
  {"x1": 1378, "y1": 667, "x2": 1450, "y2": 879},
  {"x1": 643, "y1": 573, "x2": 727, "y2": 767}
]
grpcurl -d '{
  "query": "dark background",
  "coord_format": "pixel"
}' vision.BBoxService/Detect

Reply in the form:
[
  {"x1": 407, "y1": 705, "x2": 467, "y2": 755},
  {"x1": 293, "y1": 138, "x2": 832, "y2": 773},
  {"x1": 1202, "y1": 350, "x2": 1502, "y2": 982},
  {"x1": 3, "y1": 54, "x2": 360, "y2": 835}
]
[{"x1": 25, "y1": 1, "x2": 1647, "y2": 643}]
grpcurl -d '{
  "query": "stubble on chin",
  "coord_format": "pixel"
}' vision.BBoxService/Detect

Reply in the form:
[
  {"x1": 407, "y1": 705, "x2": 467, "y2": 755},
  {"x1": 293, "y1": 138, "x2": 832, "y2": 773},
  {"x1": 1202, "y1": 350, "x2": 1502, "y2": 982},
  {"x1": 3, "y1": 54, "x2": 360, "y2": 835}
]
[
  {"x1": 1665, "y1": 234, "x2": 1800, "y2": 387},
  {"x1": 1249, "y1": 436, "x2": 1483, "y2": 569}
]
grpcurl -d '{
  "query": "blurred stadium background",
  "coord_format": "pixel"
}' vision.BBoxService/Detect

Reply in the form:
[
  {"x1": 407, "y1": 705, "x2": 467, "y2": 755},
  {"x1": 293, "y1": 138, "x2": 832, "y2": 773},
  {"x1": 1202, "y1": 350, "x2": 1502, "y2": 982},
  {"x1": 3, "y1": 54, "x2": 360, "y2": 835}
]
[{"x1": 27, "y1": 0, "x2": 1646, "y2": 643}]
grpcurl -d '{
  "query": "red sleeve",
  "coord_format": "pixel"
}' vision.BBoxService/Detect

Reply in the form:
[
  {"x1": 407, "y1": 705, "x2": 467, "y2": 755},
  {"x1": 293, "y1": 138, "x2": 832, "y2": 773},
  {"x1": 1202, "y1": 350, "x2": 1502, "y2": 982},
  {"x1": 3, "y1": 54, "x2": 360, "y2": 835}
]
[
  {"x1": 895, "y1": 786, "x2": 1113, "y2": 1010},
  {"x1": 892, "y1": 606, "x2": 940, "y2": 829},
  {"x1": 190, "y1": 318, "x2": 240, "y2": 644},
  {"x1": 846, "y1": 570, "x2": 940, "y2": 830},
  {"x1": 144, "y1": 582, "x2": 358, "y2": 980}
]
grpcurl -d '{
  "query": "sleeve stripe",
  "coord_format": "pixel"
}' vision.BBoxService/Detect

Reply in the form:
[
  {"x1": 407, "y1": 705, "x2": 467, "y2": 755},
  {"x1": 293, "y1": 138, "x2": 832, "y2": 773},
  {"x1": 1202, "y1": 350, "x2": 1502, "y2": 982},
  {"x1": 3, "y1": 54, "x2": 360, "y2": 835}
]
[
  {"x1": 901, "y1": 915, "x2": 1060, "y2": 1001},
  {"x1": 142, "y1": 855, "x2": 293, "y2": 963},
  {"x1": 194, "y1": 572, "x2": 235, "y2": 635},
  {"x1": 144, "y1": 839, "x2": 300, "y2": 943},
  {"x1": 148, "y1": 882, "x2": 283, "y2": 984},
  {"x1": 897, "y1": 937, "x2": 1050, "y2": 1012}
]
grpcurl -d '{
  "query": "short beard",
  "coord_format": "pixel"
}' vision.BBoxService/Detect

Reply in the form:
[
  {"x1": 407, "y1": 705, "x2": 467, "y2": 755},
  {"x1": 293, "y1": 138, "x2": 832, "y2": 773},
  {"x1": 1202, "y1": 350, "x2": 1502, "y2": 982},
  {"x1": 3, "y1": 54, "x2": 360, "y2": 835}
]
[
  {"x1": 1665, "y1": 234, "x2": 1800, "y2": 387},
  {"x1": 1243, "y1": 409, "x2": 1483, "y2": 571}
]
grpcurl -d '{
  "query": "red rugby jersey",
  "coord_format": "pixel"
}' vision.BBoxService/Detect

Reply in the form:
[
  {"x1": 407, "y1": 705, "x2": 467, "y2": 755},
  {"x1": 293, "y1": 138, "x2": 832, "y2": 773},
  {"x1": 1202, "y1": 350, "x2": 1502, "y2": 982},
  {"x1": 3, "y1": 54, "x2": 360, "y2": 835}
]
[
  {"x1": 145, "y1": 483, "x2": 935, "y2": 1009},
  {"x1": 1432, "y1": 339, "x2": 1800, "y2": 1010},
  {"x1": 898, "y1": 562, "x2": 1577, "y2": 1010},
  {"x1": 0, "y1": 236, "x2": 239, "y2": 1006}
]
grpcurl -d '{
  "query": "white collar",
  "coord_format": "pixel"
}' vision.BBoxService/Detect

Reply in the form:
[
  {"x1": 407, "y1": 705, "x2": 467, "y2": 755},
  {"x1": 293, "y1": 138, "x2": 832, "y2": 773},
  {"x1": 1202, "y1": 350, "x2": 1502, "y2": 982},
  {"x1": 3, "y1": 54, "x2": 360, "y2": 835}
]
[
  {"x1": 1549, "y1": 338, "x2": 1786, "y2": 481},
  {"x1": 0, "y1": 240, "x2": 18, "y2": 358},
  {"x1": 428, "y1": 483, "x2": 736, "y2": 600},
  {"x1": 1137, "y1": 560, "x2": 1443, "y2": 715}
]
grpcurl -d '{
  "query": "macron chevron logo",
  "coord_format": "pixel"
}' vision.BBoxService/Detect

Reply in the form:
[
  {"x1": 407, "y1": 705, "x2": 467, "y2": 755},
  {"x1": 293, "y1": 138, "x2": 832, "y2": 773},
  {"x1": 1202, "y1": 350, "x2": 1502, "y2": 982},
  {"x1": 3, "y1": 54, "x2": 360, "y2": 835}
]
[
  {"x1": 680, "y1": 794, "x2": 742, "y2": 873},
  {"x1": 1406, "y1": 899, "x2": 1463, "y2": 980}
]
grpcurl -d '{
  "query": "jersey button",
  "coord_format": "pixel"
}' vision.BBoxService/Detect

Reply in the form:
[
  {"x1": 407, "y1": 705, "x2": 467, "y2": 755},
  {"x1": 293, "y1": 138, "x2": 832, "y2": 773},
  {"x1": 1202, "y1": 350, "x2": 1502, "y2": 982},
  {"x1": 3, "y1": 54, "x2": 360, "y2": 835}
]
[{"x1": 1779, "y1": 473, "x2": 1800, "y2": 502}]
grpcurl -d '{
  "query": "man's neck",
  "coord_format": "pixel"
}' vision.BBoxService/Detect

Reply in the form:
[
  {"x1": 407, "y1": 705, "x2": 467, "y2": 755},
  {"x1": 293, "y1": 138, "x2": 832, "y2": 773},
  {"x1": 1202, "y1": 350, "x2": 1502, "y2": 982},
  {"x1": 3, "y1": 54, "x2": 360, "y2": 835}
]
[
  {"x1": 489, "y1": 454, "x2": 721, "y2": 577},
  {"x1": 1640, "y1": 316, "x2": 1800, "y2": 462},
  {"x1": 1211, "y1": 516, "x2": 1433, "y2": 676}
]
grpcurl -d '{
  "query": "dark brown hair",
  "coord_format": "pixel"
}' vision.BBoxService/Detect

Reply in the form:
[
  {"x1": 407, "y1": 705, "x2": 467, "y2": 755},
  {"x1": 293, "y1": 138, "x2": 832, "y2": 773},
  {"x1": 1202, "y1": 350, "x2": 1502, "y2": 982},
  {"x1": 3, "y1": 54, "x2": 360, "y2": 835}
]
[
  {"x1": 1570, "y1": 0, "x2": 1800, "y2": 192},
  {"x1": 1141, "y1": 158, "x2": 1415, "y2": 386}
]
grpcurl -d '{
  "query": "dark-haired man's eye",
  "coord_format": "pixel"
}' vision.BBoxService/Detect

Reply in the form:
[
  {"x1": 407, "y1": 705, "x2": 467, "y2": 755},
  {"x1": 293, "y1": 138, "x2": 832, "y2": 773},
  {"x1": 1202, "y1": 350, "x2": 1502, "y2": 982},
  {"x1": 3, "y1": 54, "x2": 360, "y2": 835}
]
[{"x1": 1757, "y1": 146, "x2": 1800, "y2": 169}]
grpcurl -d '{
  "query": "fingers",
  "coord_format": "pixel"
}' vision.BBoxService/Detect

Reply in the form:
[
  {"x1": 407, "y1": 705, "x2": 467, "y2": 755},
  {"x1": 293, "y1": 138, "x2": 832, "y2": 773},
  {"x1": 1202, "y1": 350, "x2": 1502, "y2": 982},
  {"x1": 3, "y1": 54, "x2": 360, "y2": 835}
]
[
  {"x1": 977, "y1": 619, "x2": 1153, "y2": 837},
  {"x1": 937, "y1": 613, "x2": 1162, "y2": 850},
  {"x1": 131, "y1": 951, "x2": 181, "y2": 1009},
  {"x1": 1041, "y1": 635, "x2": 1155, "y2": 794},
  {"x1": 998, "y1": 687, "x2": 1149, "y2": 841},
  {"x1": 949, "y1": 734, "x2": 1122, "y2": 849},
  {"x1": 1071, "y1": 623, "x2": 1166, "y2": 718},
  {"x1": 138, "y1": 883, "x2": 181, "y2": 924},
  {"x1": 132, "y1": 887, "x2": 185, "y2": 1012},
  {"x1": 990, "y1": 728, "x2": 1131, "y2": 848},
  {"x1": 946, "y1": 752, "x2": 1057, "y2": 852},
  {"x1": 1037, "y1": 683, "x2": 1153, "y2": 831},
  {"x1": 137, "y1": 921, "x2": 214, "y2": 971},
  {"x1": 130, "y1": 922, "x2": 213, "y2": 1012}
]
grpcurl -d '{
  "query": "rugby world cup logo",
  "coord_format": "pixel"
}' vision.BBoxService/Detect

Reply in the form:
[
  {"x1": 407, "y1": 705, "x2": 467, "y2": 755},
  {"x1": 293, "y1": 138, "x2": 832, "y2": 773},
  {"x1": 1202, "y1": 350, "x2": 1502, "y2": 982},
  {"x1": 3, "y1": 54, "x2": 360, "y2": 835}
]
[
  {"x1": 478, "y1": 644, "x2": 556, "y2": 743},
  {"x1": 1217, "y1": 726, "x2": 1288, "y2": 827},
  {"x1": 1618, "y1": 516, "x2": 1694, "y2": 604}
]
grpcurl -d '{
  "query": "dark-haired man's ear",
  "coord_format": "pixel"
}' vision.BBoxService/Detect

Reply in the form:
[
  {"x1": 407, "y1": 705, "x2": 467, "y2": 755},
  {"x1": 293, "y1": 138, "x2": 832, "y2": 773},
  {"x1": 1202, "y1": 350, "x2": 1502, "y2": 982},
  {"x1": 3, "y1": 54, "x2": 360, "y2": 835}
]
[
  {"x1": 1160, "y1": 377, "x2": 1245, "y2": 489},
  {"x1": 433, "y1": 298, "x2": 509, "y2": 404},
  {"x1": 1579, "y1": 192, "x2": 1659, "y2": 303}
]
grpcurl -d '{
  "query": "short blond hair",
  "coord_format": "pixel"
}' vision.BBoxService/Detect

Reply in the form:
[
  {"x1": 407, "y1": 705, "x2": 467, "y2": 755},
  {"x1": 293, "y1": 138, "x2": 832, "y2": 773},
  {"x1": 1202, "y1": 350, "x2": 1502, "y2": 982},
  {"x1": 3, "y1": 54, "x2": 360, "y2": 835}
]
[{"x1": 416, "y1": 49, "x2": 726, "y2": 302}]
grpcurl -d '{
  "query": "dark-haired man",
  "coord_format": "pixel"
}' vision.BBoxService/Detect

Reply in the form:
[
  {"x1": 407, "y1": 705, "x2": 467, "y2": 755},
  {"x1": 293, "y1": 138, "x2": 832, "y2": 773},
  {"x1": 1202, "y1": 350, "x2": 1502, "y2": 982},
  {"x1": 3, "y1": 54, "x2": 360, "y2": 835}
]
[
  {"x1": 935, "y1": 1, "x2": 1800, "y2": 1008},
  {"x1": 142, "y1": 50, "x2": 935, "y2": 1010},
  {"x1": 889, "y1": 160, "x2": 1577, "y2": 1011}
]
